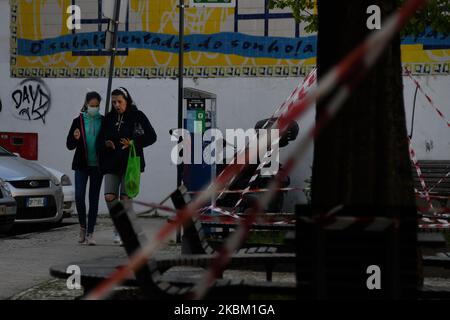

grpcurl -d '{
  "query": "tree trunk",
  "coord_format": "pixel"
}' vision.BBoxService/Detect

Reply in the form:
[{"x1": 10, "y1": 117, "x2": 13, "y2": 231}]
[
  {"x1": 307, "y1": 0, "x2": 421, "y2": 298},
  {"x1": 312, "y1": 0, "x2": 415, "y2": 208}
]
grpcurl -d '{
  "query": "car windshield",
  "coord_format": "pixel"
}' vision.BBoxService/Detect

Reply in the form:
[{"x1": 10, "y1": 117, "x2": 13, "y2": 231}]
[{"x1": 0, "y1": 145, "x2": 15, "y2": 157}]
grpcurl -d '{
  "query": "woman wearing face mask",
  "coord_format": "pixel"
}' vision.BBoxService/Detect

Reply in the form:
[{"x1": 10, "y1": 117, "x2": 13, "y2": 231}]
[
  {"x1": 97, "y1": 87, "x2": 157, "y2": 245},
  {"x1": 66, "y1": 91, "x2": 104, "y2": 246}
]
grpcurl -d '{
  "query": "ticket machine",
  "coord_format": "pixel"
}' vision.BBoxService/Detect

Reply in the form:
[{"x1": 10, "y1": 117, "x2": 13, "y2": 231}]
[{"x1": 182, "y1": 87, "x2": 217, "y2": 193}]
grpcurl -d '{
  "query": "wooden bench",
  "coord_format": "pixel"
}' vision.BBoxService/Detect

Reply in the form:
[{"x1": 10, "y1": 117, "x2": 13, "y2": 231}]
[
  {"x1": 418, "y1": 232, "x2": 447, "y2": 248},
  {"x1": 295, "y1": 204, "x2": 450, "y2": 299},
  {"x1": 49, "y1": 187, "x2": 296, "y2": 299},
  {"x1": 422, "y1": 252, "x2": 450, "y2": 269}
]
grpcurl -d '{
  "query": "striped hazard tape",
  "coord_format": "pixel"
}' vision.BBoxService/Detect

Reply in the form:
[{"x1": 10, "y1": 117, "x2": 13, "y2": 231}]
[
  {"x1": 187, "y1": 0, "x2": 429, "y2": 300},
  {"x1": 215, "y1": 69, "x2": 317, "y2": 209},
  {"x1": 188, "y1": 186, "x2": 303, "y2": 195},
  {"x1": 404, "y1": 68, "x2": 450, "y2": 129},
  {"x1": 200, "y1": 209, "x2": 296, "y2": 225},
  {"x1": 419, "y1": 223, "x2": 450, "y2": 230},
  {"x1": 419, "y1": 215, "x2": 450, "y2": 230},
  {"x1": 428, "y1": 171, "x2": 450, "y2": 193},
  {"x1": 416, "y1": 194, "x2": 450, "y2": 201},
  {"x1": 409, "y1": 138, "x2": 434, "y2": 212},
  {"x1": 230, "y1": 70, "x2": 317, "y2": 212},
  {"x1": 85, "y1": 0, "x2": 428, "y2": 301}
]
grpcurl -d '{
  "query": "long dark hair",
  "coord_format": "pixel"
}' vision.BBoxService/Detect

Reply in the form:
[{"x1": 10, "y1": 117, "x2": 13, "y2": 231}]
[
  {"x1": 81, "y1": 91, "x2": 102, "y2": 112},
  {"x1": 111, "y1": 87, "x2": 137, "y2": 113}
]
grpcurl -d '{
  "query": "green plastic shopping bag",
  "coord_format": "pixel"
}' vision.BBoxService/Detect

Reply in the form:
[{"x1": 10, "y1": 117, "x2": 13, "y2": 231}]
[{"x1": 125, "y1": 141, "x2": 141, "y2": 198}]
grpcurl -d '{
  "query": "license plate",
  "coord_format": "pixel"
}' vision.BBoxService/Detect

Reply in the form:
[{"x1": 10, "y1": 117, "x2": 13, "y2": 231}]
[
  {"x1": 0, "y1": 206, "x2": 6, "y2": 215},
  {"x1": 27, "y1": 197, "x2": 47, "y2": 208}
]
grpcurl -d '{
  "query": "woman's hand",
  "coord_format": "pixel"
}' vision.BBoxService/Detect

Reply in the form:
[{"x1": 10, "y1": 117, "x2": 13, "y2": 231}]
[
  {"x1": 120, "y1": 138, "x2": 132, "y2": 150},
  {"x1": 73, "y1": 128, "x2": 81, "y2": 140},
  {"x1": 105, "y1": 140, "x2": 116, "y2": 150}
]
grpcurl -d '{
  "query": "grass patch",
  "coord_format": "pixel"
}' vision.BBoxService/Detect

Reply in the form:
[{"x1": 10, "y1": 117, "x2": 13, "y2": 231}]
[
  {"x1": 246, "y1": 231, "x2": 286, "y2": 245},
  {"x1": 206, "y1": 230, "x2": 287, "y2": 246}
]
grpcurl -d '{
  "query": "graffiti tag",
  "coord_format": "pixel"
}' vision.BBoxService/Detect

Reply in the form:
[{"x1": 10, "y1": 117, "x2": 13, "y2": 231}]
[{"x1": 11, "y1": 79, "x2": 51, "y2": 124}]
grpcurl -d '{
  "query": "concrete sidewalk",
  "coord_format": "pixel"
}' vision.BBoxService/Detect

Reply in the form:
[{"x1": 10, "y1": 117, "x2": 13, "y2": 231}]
[{"x1": 0, "y1": 215, "x2": 175, "y2": 300}]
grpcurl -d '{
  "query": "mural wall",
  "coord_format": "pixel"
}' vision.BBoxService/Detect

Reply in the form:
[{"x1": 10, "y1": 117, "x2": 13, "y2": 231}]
[{"x1": 11, "y1": 0, "x2": 450, "y2": 78}]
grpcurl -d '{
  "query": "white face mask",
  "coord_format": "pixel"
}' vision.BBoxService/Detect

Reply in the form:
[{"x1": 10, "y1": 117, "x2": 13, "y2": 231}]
[{"x1": 87, "y1": 106, "x2": 99, "y2": 116}]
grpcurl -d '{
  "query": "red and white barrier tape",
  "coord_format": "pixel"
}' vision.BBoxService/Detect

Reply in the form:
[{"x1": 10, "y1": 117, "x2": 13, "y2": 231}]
[
  {"x1": 404, "y1": 68, "x2": 450, "y2": 129},
  {"x1": 199, "y1": 213, "x2": 295, "y2": 225},
  {"x1": 428, "y1": 171, "x2": 450, "y2": 193},
  {"x1": 215, "y1": 69, "x2": 317, "y2": 202},
  {"x1": 221, "y1": 69, "x2": 317, "y2": 208},
  {"x1": 85, "y1": 0, "x2": 427, "y2": 300},
  {"x1": 204, "y1": 206, "x2": 241, "y2": 220},
  {"x1": 408, "y1": 138, "x2": 434, "y2": 212},
  {"x1": 405, "y1": 68, "x2": 450, "y2": 202},
  {"x1": 419, "y1": 215, "x2": 450, "y2": 229},
  {"x1": 187, "y1": 0, "x2": 428, "y2": 300},
  {"x1": 201, "y1": 207, "x2": 296, "y2": 225},
  {"x1": 421, "y1": 217, "x2": 448, "y2": 223},
  {"x1": 419, "y1": 223, "x2": 450, "y2": 230},
  {"x1": 188, "y1": 186, "x2": 303, "y2": 195},
  {"x1": 416, "y1": 193, "x2": 450, "y2": 201}
]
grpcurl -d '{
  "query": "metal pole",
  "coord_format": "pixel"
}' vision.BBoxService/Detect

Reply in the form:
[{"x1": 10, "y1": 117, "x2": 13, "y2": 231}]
[
  {"x1": 104, "y1": 0, "x2": 121, "y2": 115},
  {"x1": 177, "y1": 0, "x2": 185, "y2": 187},
  {"x1": 176, "y1": 0, "x2": 185, "y2": 244}
]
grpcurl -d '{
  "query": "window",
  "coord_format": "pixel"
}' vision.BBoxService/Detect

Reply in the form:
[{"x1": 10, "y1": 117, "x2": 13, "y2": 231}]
[
  {"x1": 71, "y1": 0, "x2": 129, "y2": 56},
  {"x1": 234, "y1": 0, "x2": 300, "y2": 37}
]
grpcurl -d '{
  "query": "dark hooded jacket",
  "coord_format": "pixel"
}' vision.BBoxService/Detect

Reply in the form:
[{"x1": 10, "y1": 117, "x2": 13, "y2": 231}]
[{"x1": 97, "y1": 104, "x2": 157, "y2": 175}]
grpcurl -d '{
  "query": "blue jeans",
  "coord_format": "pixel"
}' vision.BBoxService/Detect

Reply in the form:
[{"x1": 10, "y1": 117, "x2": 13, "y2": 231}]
[{"x1": 75, "y1": 167, "x2": 103, "y2": 234}]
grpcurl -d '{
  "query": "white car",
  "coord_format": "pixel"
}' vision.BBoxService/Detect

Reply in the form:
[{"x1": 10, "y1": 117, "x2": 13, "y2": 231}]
[
  {"x1": 0, "y1": 146, "x2": 64, "y2": 224},
  {"x1": 42, "y1": 167, "x2": 75, "y2": 217}
]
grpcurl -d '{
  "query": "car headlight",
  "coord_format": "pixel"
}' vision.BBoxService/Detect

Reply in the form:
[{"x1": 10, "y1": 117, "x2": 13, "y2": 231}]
[
  {"x1": 0, "y1": 179, "x2": 13, "y2": 198},
  {"x1": 61, "y1": 174, "x2": 72, "y2": 186}
]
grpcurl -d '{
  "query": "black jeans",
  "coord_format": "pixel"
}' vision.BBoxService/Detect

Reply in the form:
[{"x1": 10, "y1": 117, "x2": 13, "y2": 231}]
[{"x1": 75, "y1": 167, "x2": 103, "y2": 234}]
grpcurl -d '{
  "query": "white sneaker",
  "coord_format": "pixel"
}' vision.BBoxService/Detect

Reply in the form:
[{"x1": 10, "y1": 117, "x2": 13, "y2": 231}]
[
  {"x1": 86, "y1": 233, "x2": 96, "y2": 246},
  {"x1": 78, "y1": 227, "x2": 86, "y2": 244}
]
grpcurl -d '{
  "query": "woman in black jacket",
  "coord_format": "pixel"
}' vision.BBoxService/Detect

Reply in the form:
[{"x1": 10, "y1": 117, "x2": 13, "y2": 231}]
[
  {"x1": 66, "y1": 91, "x2": 104, "y2": 245},
  {"x1": 97, "y1": 87, "x2": 157, "y2": 244}
]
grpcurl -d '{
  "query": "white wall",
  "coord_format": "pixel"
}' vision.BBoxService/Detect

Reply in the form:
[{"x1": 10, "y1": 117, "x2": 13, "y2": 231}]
[
  {"x1": 0, "y1": 1, "x2": 449, "y2": 214},
  {"x1": 404, "y1": 75, "x2": 450, "y2": 159}
]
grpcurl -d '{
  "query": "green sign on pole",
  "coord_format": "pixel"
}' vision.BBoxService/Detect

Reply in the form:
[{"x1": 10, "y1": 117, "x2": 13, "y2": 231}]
[{"x1": 189, "y1": 0, "x2": 236, "y2": 8}]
